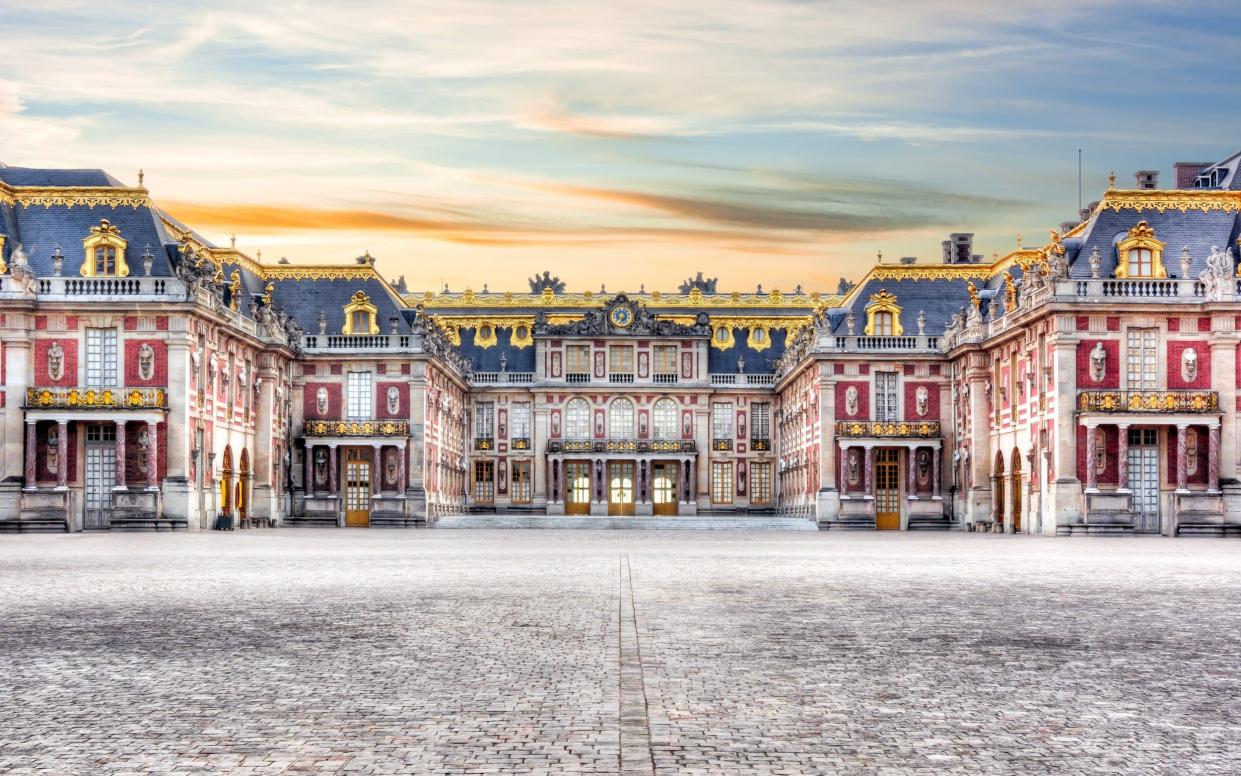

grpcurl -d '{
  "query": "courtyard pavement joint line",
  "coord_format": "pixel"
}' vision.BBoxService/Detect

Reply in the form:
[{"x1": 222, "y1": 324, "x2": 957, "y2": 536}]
[{"x1": 618, "y1": 553, "x2": 656, "y2": 776}]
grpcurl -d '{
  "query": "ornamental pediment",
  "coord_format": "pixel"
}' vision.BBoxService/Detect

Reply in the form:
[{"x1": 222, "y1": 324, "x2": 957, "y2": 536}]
[{"x1": 532, "y1": 294, "x2": 711, "y2": 337}]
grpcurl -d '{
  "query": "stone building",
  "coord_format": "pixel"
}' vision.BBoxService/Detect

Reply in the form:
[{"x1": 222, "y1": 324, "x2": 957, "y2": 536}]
[{"x1": 2, "y1": 151, "x2": 1240, "y2": 535}]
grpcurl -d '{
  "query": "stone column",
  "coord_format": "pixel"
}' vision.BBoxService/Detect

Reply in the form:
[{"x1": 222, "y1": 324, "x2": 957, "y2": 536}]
[
  {"x1": 932, "y1": 444, "x2": 941, "y2": 499},
  {"x1": 906, "y1": 445, "x2": 918, "y2": 500},
  {"x1": 1084, "y1": 423, "x2": 1097, "y2": 493},
  {"x1": 56, "y1": 420, "x2": 68, "y2": 490},
  {"x1": 328, "y1": 444, "x2": 338, "y2": 494},
  {"x1": 863, "y1": 445, "x2": 873, "y2": 499},
  {"x1": 24, "y1": 421, "x2": 37, "y2": 489},
  {"x1": 304, "y1": 444, "x2": 315, "y2": 497},
  {"x1": 1209, "y1": 425, "x2": 1221, "y2": 492},
  {"x1": 146, "y1": 421, "x2": 159, "y2": 489},
  {"x1": 115, "y1": 421, "x2": 127, "y2": 489},
  {"x1": 1209, "y1": 336, "x2": 1237, "y2": 484},
  {"x1": 5, "y1": 342, "x2": 33, "y2": 485},
  {"x1": 839, "y1": 444, "x2": 849, "y2": 497},
  {"x1": 1116, "y1": 423, "x2": 1130, "y2": 493},
  {"x1": 1176, "y1": 424, "x2": 1189, "y2": 493},
  {"x1": 372, "y1": 443, "x2": 383, "y2": 496},
  {"x1": 398, "y1": 444, "x2": 407, "y2": 498}
]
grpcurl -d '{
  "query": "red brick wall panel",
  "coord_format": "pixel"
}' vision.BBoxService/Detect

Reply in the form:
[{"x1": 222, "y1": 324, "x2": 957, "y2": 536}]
[
  {"x1": 123, "y1": 340, "x2": 167, "y2": 387},
  {"x1": 903, "y1": 381, "x2": 941, "y2": 419},
  {"x1": 376, "y1": 382, "x2": 409, "y2": 419},
  {"x1": 303, "y1": 383, "x2": 342, "y2": 420},
  {"x1": 835, "y1": 381, "x2": 869, "y2": 420},
  {"x1": 34, "y1": 339, "x2": 78, "y2": 387},
  {"x1": 1076, "y1": 340, "x2": 1119, "y2": 389},
  {"x1": 1167, "y1": 341, "x2": 1211, "y2": 389}
]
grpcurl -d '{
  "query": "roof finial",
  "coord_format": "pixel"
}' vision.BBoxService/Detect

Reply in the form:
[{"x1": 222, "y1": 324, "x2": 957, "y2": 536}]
[
  {"x1": 1108, "y1": 170, "x2": 1115, "y2": 190},
  {"x1": 1016, "y1": 234, "x2": 1022, "y2": 249},
  {"x1": 877, "y1": 249, "x2": 883, "y2": 263},
  {"x1": 230, "y1": 234, "x2": 236, "y2": 249},
  {"x1": 256, "y1": 248, "x2": 262, "y2": 262},
  {"x1": 137, "y1": 169, "x2": 144, "y2": 187}
]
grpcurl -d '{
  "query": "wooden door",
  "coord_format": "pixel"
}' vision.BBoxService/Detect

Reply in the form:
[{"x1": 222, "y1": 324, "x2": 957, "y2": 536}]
[
  {"x1": 565, "y1": 461, "x2": 591, "y2": 515},
  {"x1": 608, "y1": 462, "x2": 635, "y2": 516},
  {"x1": 875, "y1": 449, "x2": 900, "y2": 530},
  {"x1": 1010, "y1": 449, "x2": 1022, "y2": 532},
  {"x1": 344, "y1": 447, "x2": 372, "y2": 527},
  {"x1": 1128, "y1": 428, "x2": 1160, "y2": 533},
  {"x1": 652, "y1": 462, "x2": 678, "y2": 516}
]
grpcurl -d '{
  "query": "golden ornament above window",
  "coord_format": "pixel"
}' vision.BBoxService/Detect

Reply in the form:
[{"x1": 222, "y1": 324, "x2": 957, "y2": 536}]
[{"x1": 81, "y1": 219, "x2": 129, "y2": 277}]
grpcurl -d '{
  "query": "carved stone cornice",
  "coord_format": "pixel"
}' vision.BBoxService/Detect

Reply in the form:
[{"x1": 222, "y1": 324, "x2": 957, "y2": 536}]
[
  {"x1": 0, "y1": 184, "x2": 150, "y2": 209},
  {"x1": 534, "y1": 294, "x2": 712, "y2": 338},
  {"x1": 1098, "y1": 189, "x2": 1241, "y2": 214}
]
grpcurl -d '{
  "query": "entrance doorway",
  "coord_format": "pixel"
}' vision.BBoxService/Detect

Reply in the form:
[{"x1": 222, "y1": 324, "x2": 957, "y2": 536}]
[
  {"x1": 565, "y1": 461, "x2": 591, "y2": 515},
  {"x1": 84, "y1": 423, "x2": 115, "y2": 530},
  {"x1": 608, "y1": 461, "x2": 635, "y2": 516},
  {"x1": 652, "y1": 462, "x2": 678, "y2": 516},
  {"x1": 344, "y1": 447, "x2": 372, "y2": 527},
  {"x1": 993, "y1": 451, "x2": 1005, "y2": 528},
  {"x1": 1010, "y1": 448, "x2": 1022, "y2": 533},
  {"x1": 238, "y1": 448, "x2": 250, "y2": 523},
  {"x1": 221, "y1": 446, "x2": 234, "y2": 521},
  {"x1": 875, "y1": 449, "x2": 900, "y2": 530},
  {"x1": 1128, "y1": 428, "x2": 1160, "y2": 533}
]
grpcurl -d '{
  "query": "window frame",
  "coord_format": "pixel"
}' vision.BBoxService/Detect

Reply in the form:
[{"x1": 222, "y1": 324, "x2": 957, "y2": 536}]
[
  {"x1": 609, "y1": 398, "x2": 635, "y2": 438},
  {"x1": 711, "y1": 461, "x2": 734, "y2": 504},
  {"x1": 346, "y1": 371, "x2": 374, "y2": 421},
  {"x1": 565, "y1": 398, "x2": 591, "y2": 439},
  {"x1": 652, "y1": 398, "x2": 678, "y2": 440},
  {"x1": 711, "y1": 402, "x2": 733, "y2": 440}
]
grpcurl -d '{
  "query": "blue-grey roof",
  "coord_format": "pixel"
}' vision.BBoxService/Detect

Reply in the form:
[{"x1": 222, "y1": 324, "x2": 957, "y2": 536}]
[
  {"x1": 456, "y1": 328, "x2": 537, "y2": 372},
  {"x1": 0, "y1": 165, "x2": 123, "y2": 187},
  {"x1": 1, "y1": 201, "x2": 178, "y2": 277},
  {"x1": 707, "y1": 328, "x2": 788, "y2": 374},
  {"x1": 1069, "y1": 207, "x2": 1241, "y2": 279},
  {"x1": 267, "y1": 275, "x2": 411, "y2": 335},
  {"x1": 831, "y1": 275, "x2": 979, "y2": 337}
]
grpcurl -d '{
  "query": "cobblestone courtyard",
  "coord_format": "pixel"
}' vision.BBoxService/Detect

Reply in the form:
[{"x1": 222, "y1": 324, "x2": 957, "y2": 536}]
[{"x1": 1, "y1": 531, "x2": 1238, "y2": 775}]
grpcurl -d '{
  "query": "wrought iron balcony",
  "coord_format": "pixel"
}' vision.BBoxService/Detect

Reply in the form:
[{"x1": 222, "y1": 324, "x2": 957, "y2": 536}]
[
  {"x1": 835, "y1": 420, "x2": 942, "y2": 438},
  {"x1": 546, "y1": 438, "x2": 697, "y2": 454},
  {"x1": 25, "y1": 386, "x2": 167, "y2": 409},
  {"x1": 1077, "y1": 390, "x2": 1219, "y2": 414},
  {"x1": 511, "y1": 437, "x2": 531, "y2": 451},
  {"x1": 750, "y1": 438, "x2": 772, "y2": 451},
  {"x1": 474, "y1": 437, "x2": 495, "y2": 451},
  {"x1": 303, "y1": 419, "x2": 410, "y2": 437}
]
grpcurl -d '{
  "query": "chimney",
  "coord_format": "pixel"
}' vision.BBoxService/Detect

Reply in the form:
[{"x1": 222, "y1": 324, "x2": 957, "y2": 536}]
[
  {"x1": 1174, "y1": 162, "x2": 1210, "y2": 189},
  {"x1": 899, "y1": 256, "x2": 917, "y2": 265},
  {"x1": 1059, "y1": 221, "x2": 1077, "y2": 234},
  {"x1": 1134, "y1": 170, "x2": 1159, "y2": 190},
  {"x1": 945, "y1": 233, "x2": 974, "y2": 264}
]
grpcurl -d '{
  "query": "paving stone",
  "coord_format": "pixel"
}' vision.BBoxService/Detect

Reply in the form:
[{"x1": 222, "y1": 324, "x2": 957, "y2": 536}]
[{"x1": 0, "y1": 531, "x2": 1238, "y2": 775}]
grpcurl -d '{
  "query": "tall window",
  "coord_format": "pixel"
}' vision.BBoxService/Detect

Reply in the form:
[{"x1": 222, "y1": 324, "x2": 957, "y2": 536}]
[
  {"x1": 872, "y1": 311, "x2": 894, "y2": 336},
  {"x1": 85, "y1": 328, "x2": 117, "y2": 387},
  {"x1": 751, "y1": 462, "x2": 772, "y2": 504},
  {"x1": 94, "y1": 245, "x2": 117, "y2": 275},
  {"x1": 609, "y1": 345, "x2": 634, "y2": 375},
  {"x1": 511, "y1": 461, "x2": 531, "y2": 504},
  {"x1": 876, "y1": 372, "x2": 899, "y2": 421},
  {"x1": 751, "y1": 402, "x2": 771, "y2": 439},
  {"x1": 652, "y1": 398, "x2": 678, "y2": 440},
  {"x1": 609, "y1": 398, "x2": 634, "y2": 438},
  {"x1": 565, "y1": 398, "x2": 591, "y2": 438},
  {"x1": 346, "y1": 372, "x2": 373, "y2": 420},
  {"x1": 653, "y1": 345, "x2": 677, "y2": 375},
  {"x1": 510, "y1": 402, "x2": 531, "y2": 439},
  {"x1": 711, "y1": 402, "x2": 733, "y2": 439},
  {"x1": 473, "y1": 460, "x2": 494, "y2": 502},
  {"x1": 351, "y1": 310, "x2": 370, "y2": 334},
  {"x1": 566, "y1": 345, "x2": 591, "y2": 375},
  {"x1": 1127, "y1": 248, "x2": 1153, "y2": 277},
  {"x1": 711, "y1": 461, "x2": 733, "y2": 504},
  {"x1": 474, "y1": 401, "x2": 495, "y2": 441},
  {"x1": 1126, "y1": 329, "x2": 1157, "y2": 390}
]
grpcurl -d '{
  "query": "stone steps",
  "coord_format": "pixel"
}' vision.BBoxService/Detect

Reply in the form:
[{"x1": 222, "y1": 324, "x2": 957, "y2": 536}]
[
  {"x1": 370, "y1": 510, "x2": 425, "y2": 528},
  {"x1": 433, "y1": 515, "x2": 818, "y2": 530},
  {"x1": 284, "y1": 512, "x2": 339, "y2": 528},
  {"x1": 109, "y1": 513, "x2": 188, "y2": 532},
  {"x1": 1176, "y1": 513, "x2": 1241, "y2": 537},
  {"x1": 0, "y1": 509, "x2": 69, "y2": 533}
]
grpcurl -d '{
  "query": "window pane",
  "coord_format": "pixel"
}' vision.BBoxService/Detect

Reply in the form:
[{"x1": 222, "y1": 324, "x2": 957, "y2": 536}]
[
  {"x1": 567, "y1": 346, "x2": 590, "y2": 374},
  {"x1": 711, "y1": 462, "x2": 733, "y2": 503},
  {"x1": 653, "y1": 399, "x2": 678, "y2": 440},
  {"x1": 511, "y1": 402, "x2": 531, "y2": 438},
  {"x1": 475, "y1": 401, "x2": 494, "y2": 439},
  {"x1": 346, "y1": 372, "x2": 373, "y2": 420},
  {"x1": 609, "y1": 399, "x2": 634, "y2": 438},
  {"x1": 654, "y1": 346, "x2": 677, "y2": 374},
  {"x1": 566, "y1": 398, "x2": 590, "y2": 438},
  {"x1": 712, "y1": 402, "x2": 732, "y2": 438},
  {"x1": 752, "y1": 403, "x2": 771, "y2": 438}
]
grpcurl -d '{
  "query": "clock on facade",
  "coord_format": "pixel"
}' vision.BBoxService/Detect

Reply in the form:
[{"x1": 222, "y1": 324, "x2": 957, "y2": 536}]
[{"x1": 609, "y1": 305, "x2": 634, "y2": 328}]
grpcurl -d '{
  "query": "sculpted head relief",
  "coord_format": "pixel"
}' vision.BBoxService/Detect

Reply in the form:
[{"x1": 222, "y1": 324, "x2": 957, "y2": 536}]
[
  {"x1": 1182, "y1": 347, "x2": 1198, "y2": 382},
  {"x1": 1090, "y1": 342, "x2": 1106, "y2": 383}
]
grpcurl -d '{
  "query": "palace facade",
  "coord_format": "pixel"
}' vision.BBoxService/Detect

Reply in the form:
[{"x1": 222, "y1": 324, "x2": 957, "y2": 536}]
[{"x1": 3, "y1": 153, "x2": 1241, "y2": 535}]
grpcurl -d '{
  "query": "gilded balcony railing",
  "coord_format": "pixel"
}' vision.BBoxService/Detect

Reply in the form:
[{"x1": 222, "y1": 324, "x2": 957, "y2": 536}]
[
  {"x1": 835, "y1": 420, "x2": 942, "y2": 438},
  {"x1": 546, "y1": 439, "x2": 697, "y2": 454},
  {"x1": 25, "y1": 386, "x2": 167, "y2": 409},
  {"x1": 1077, "y1": 391, "x2": 1219, "y2": 413},
  {"x1": 303, "y1": 419, "x2": 410, "y2": 437}
]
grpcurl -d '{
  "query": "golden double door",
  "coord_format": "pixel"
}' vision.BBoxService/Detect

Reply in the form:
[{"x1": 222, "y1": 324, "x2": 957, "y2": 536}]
[
  {"x1": 344, "y1": 447, "x2": 372, "y2": 527},
  {"x1": 875, "y1": 449, "x2": 901, "y2": 530},
  {"x1": 608, "y1": 462, "x2": 635, "y2": 516},
  {"x1": 652, "y1": 462, "x2": 678, "y2": 516}
]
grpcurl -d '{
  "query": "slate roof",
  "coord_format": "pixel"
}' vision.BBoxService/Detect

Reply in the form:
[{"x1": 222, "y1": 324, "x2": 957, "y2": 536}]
[
  {"x1": 266, "y1": 274, "x2": 412, "y2": 335},
  {"x1": 0, "y1": 200, "x2": 179, "y2": 277},
  {"x1": 0, "y1": 165, "x2": 123, "y2": 187},
  {"x1": 1191, "y1": 150, "x2": 1241, "y2": 190},
  {"x1": 1067, "y1": 207, "x2": 1241, "y2": 279},
  {"x1": 707, "y1": 328, "x2": 788, "y2": 374},
  {"x1": 830, "y1": 275, "x2": 981, "y2": 337},
  {"x1": 455, "y1": 328, "x2": 537, "y2": 372}
]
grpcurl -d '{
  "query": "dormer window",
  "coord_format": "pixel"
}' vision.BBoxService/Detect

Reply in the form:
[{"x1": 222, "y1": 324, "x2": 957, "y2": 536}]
[
  {"x1": 342, "y1": 290, "x2": 379, "y2": 335},
  {"x1": 1113, "y1": 221, "x2": 1167, "y2": 279},
  {"x1": 863, "y1": 290, "x2": 904, "y2": 336},
  {"x1": 80, "y1": 219, "x2": 129, "y2": 278}
]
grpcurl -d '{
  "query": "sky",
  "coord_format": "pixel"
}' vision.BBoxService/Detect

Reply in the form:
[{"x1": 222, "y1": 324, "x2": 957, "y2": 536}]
[{"x1": 2, "y1": 0, "x2": 1240, "y2": 294}]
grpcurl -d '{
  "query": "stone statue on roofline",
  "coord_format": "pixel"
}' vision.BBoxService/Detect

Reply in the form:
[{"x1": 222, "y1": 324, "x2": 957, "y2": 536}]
[
  {"x1": 8, "y1": 243, "x2": 37, "y2": 297},
  {"x1": 528, "y1": 271, "x2": 566, "y2": 293},
  {"x1": 678, "y1": 272, "x2": 718, "y2": 294},
  {"x1": 835, "y1": 277, "x2": 854, "y2": 296},
  {"x1": 1199, "y1": 245, "x2": 1234, "y2": 302}
]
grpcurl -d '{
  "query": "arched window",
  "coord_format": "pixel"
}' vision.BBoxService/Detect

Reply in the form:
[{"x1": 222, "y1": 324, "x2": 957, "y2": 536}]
[
  {"x1": 609, "y1": 398, "x2": 634, "y2": 438},
  {"x1": 342, "y1": 290, "x2": 379, "y2": 335},
  {"x1": 872, "y1": 311, "x2": 894, "y2": 336},
  {"x1": 1114, "y1": 221, "x2": 1166, "y2": 279},
  {"x1": 80, "y1": 218, "x2": 129, "y2": 278},
  {"x1": 565, "y1": 398, "x2": 590, "y2": 439},
  {"x1": 1127, "y1": 248, "x2": 1152, "y2": 277},
  {"x1": 652, "y1": 398, "x2": 678, "y2": 440},
  {"x1": 864, "y1": 290, "x2": 903, "y2": 336}
]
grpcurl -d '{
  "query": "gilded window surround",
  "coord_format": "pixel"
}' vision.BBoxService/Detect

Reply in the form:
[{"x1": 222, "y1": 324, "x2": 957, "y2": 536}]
[
  {"x1": 342, "y1": 290, "x2": 380, "y2": 335},
  {"x1": 1113, "y1": 221, "x2": 1167, "y2": 279},
  {"x1": 707, "y1": 316, "x2": 812, "y2": 351},
  {"x1": 427, "y1": 316, "x2": 537, "y2": 349},
  {"x1": 80, "y1": 218, "x2": 130, "y2": 278},
  {"x1": 864, "y1": 290, "x2": 904, "y2": 336}
]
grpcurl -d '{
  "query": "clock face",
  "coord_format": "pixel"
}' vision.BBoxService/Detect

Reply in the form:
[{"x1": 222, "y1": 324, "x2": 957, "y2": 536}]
[{"x1": 609, "y1": 305, "x2": 634, "y2": 328}]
